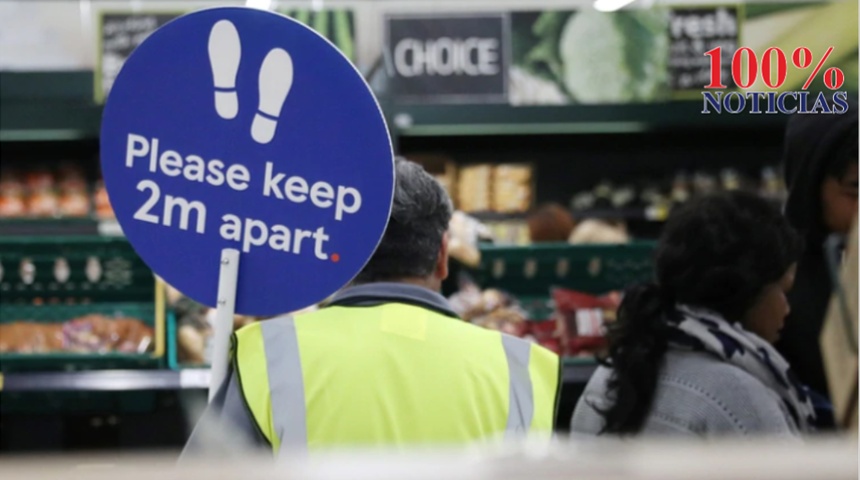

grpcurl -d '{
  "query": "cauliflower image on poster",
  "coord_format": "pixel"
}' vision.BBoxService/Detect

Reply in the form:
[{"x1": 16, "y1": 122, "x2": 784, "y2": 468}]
[{"x1": 509, "y1": 9, "x2": 671, "y2": 105}]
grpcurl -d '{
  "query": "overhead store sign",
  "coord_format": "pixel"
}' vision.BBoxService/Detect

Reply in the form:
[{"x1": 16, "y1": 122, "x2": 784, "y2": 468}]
[
  {"x1": 95, "y1": 8, "x2": 356, "y2": 103},
  {"x1": 668, "y1": 7, "x2": 740, "y2": 92},
  {"x1": 99, "y1": 7, "x2": 394, "y2": 316},
  {"x1": 97, "y1": 12, "x2": 180, "y2": 103},
  {"x1": 384, "y1": 14, "x2": 509, "y2": 103}
]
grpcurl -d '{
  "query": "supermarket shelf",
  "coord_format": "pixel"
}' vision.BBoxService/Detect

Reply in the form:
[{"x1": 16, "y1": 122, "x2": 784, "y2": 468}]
[
  {"x1": 469, "y1": 207, "x2": 669, "y2": 223},
  {"x1": 0, "y1": 219, "x2": 123, "y2": 237},
  {"x1": 469, "y1": 211, "x2": 529, "y2": 222},
  {"x1": 0, "y1": 369, "x2": 210, "y2": 392},
  {"x1": 573, "y1": 206, "x2": 669, "y2": 222},
  {"x1": 389, "y1": 103, "x2": 789, "y2": 137},
  {"x1": 0, "y1": 361, "x2": 596, "y2": 392},
  {"x1": 0, "y1": 71, "x2": 102, "y2": 142}
]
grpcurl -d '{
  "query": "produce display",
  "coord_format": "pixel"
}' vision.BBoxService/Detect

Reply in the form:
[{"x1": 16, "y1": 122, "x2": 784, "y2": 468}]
[
  {"x1": 0, "y1": 315, "x2": 153, "y2": 354},
  {"x1": 448, "y1": 278, "x2": 623, "y2": 358},
  {"x1": 568, "y1": 219, "x2": 630, "y2": 245},
  {"x1": 569, "y1": 165, "x2": 787, "y2": 218},
  {"x1": 0, "y1": 164, "x2": 115, "y2": 219},
  {"x1": 486, "y1": 220, "x2": 531, "y2": 246}
]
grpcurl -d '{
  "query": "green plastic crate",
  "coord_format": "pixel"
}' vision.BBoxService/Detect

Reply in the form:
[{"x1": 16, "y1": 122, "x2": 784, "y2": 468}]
[
  {"x1": 469, "y1": 242, "x2": 657, "y2": 297},
  {"x1": 0, "y1": 236, "x2": 165, "y2": 371},
  {"x1": 0, "y1": 236, "x2": 154, "y2": 303}
]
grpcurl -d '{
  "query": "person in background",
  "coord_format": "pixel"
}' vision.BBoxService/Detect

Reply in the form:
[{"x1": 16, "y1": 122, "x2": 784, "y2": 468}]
[
  {"x1": 777, "y1": 103, "x2": 858, "y2": 417},
  {"x1": 527, "y1": 202, "x2": 575, "y2": 242},
  {"x1": 571, "y1": 192, "x2": 814, "y2": 438},
  {"x1": 182, "y1": 158, "x2": 561, "y2": 458}
]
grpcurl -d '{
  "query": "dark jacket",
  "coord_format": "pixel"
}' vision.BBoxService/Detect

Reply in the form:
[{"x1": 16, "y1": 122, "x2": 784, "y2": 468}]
[{"x1": 777, "y1": 101, "x2": 858, "y2": 402}]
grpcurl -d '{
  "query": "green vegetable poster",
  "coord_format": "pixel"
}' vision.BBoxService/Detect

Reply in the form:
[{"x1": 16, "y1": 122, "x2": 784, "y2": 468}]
[
  {"x1": 742, "y1": 1, "x2": 857, "y2": 93},
  {"x1": 509, "y1": 9, "x2": 673, "y2": 105},
  {"x1": 508, "y1": 2, "x2": 857, "y2": 106}
]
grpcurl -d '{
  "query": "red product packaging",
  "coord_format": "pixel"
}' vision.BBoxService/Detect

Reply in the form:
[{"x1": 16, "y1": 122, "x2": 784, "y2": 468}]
[
  {"x1": 528, "y1": 319, "x2": 563, "y2": 355},
  {"x1": 551, "y1": 287, "x2": 622, "y2": 357}
]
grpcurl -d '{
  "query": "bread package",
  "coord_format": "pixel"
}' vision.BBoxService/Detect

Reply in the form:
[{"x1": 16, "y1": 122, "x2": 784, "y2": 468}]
[
  {"x1": 492, "y1": 163, "x2": 533, "y2": 213},
  {"x1": 457, "y1": 164, "x2": 493, "y2": 212}
]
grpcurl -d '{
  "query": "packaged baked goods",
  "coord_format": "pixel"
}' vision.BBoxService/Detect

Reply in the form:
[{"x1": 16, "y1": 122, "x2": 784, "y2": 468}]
[
  {"x1": 0, "y1": 322, "x2": 64, "y2": 353},
  {"x1": 457, "y1": 164, "x2": 493, "y2": 213},
  {"x1": 0, "y1": 315, "x2": 154, "y2": 354},
  {"x1": 58, "y1": 189, "x2": 91, "y2": 217},
  {"x1": 492, "y1": 163, "x2": 533, "y2": 213},
  {"x1": 26, "y1": 189, "x2": 59, "y2": 217},
  {"x1": 551, "y1": 287, "x2": 622, "y2": 357},
  {"x1": 24, "y1": 169, "x2": 54, "y2": 192},
  {"x1": 0, "y1": 190, "x2": 26, "y2": 217},
  {"x1": 94, "y1": 181, "x2": 115, "y2": 219},
  {"x1": 57, "y1": 162, "x2": 88, "y2": 191},
  {"x1": 448, "y1": 278, "x2": 528, "y2": 338}
]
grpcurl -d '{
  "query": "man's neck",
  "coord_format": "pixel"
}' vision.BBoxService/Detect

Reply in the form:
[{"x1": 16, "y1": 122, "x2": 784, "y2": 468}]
[{"x1": 361, "y1": 276, "x2": 440, "y2": 293}]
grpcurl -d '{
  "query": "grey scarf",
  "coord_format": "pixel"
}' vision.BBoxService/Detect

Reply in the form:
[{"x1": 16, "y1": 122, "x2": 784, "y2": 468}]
[{"x1": 669, "y1": 305, "x2": 816, "y2": 433}]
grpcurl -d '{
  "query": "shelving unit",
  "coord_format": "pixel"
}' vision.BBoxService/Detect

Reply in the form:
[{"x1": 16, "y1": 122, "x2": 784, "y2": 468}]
[
  {"x1": 0, "y1": 369, "x2": 210, "y2": 391},
  {"x1": 387, "y1": 102, "x2": 789, "y2": 138},
  {"x1": 0, "y1": 72, "x2": 102, "y2": 142},
  {"x1": 0, "y1": 68, "x2": 790, "y2": 448},
  {"x1": 0, "y1": 219, "x2": 122, "y2": 237},
  {"x1": 0, "y1": 359, "x2": 597, "y2": 392}
]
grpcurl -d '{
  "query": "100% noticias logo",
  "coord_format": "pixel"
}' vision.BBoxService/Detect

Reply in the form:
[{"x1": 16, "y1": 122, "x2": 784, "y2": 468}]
[{"x1": 701, "y1": 46, "x2": 850, "y2": 114}]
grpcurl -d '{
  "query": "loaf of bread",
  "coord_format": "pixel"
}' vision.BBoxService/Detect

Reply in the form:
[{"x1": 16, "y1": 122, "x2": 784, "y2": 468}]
[
  {"x1": 492, "y1": 163, "x2": 533, "y2": 213},
  {"x1": 457, "y1": 164, "x2": 493, "y2": 212}
]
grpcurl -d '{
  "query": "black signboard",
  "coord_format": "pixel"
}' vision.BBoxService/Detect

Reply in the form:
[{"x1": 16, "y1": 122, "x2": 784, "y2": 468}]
[
  {"x1": 385, "y1": 14, "x2": 509, "y2": 103},
  {"x1": 668, "y1": 7, "x2": 740, "y2": 92},
  {"x1": 98, "y1": 12, "x2": 180, "y2": 102}
]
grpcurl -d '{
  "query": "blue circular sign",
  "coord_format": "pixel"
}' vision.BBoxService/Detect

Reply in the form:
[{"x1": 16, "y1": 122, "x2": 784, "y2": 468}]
[{"x1": 101, "y1": 7, "x2": 394, "y2": 316}]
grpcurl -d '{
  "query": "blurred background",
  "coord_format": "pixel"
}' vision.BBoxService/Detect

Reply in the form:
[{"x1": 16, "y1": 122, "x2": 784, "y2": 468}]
[{"x1": 0, "y1": 0, "x2": 856, "y2": 462}]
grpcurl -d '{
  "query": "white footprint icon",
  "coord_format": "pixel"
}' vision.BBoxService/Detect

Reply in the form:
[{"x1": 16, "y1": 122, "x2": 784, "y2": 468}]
[
  {"x1": 251, "y1": 48, "x2": 294, "y2": 145},
  {"x1": 208, "y1": 20, "x2": 242, "y2": 120}
]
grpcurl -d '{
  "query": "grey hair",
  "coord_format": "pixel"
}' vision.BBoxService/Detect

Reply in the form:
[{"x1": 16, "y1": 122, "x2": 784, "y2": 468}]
[{"x1": 354, "y1": 157, "x2": 453, "y2": 283}]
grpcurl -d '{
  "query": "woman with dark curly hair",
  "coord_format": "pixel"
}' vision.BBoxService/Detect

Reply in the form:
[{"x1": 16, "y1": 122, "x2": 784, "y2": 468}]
[{"x1": 570, "y1": 191, "x2": 816, "y2": 437}]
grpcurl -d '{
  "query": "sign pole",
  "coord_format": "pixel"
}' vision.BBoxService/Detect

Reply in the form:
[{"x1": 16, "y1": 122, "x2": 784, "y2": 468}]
[{"x1": 209, "y1": 248, "x2": 240, "y2": 402}]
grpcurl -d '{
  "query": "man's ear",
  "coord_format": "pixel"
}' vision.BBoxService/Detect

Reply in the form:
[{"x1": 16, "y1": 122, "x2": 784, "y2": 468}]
[{"x1": 436, "y1": 232, "x2": 450, "y2": 281}]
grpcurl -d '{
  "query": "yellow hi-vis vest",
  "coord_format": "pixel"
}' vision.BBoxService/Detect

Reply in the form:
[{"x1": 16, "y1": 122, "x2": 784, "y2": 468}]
[{"x1": 232, "y1": 302, "x2": 561, "y2": 454}]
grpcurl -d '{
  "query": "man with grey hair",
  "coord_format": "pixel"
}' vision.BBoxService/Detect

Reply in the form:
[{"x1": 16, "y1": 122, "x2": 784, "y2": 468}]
[{"x1": 183, "y1": 157, "x2": 561, "y2": 457}]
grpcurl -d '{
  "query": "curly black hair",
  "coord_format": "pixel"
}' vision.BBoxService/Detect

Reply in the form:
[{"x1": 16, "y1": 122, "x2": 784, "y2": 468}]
[{"x1": 596, "y1": 191, "x2": 804, "y2": 435}]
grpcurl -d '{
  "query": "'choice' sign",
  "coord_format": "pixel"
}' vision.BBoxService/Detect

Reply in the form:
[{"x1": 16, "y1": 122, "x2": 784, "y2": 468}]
[{"x1": 385, "y1": 14, "x2": 508, "y2": 103}]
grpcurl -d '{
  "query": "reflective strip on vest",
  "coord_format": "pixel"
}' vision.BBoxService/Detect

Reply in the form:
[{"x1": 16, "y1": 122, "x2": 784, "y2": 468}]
[
  {"x1": 255, "y1": 314, "x2": 549, "y2": 451},
  {"x1": 260, "y1": 316, "x2": 307, "y2": 455},
  {"x1": 501, "y1": 334, "x2": 534, "y2": 437}
]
